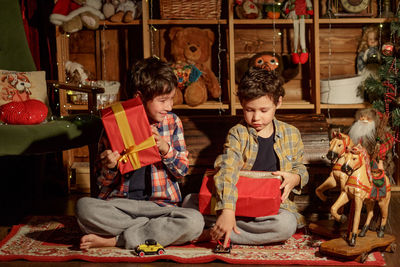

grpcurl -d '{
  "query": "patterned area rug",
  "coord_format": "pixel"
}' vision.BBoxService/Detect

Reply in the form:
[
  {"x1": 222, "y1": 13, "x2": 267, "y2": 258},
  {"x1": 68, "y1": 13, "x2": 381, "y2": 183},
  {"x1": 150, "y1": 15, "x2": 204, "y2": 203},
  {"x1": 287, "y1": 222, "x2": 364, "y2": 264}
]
[{"x1": 0, "y1": 216, "x2": 385, "y2": 265}]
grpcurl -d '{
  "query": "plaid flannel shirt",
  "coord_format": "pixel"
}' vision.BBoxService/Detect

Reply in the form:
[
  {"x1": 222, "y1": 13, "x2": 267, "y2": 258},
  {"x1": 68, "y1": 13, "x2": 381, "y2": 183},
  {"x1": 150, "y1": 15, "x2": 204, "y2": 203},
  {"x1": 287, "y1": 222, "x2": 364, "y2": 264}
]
[
  {"x1": 213, "y1": 118, "x2": 309, "y2": 226},
  {"x1": 96, "y1": 112, "x2": 189, "y2": 206}
]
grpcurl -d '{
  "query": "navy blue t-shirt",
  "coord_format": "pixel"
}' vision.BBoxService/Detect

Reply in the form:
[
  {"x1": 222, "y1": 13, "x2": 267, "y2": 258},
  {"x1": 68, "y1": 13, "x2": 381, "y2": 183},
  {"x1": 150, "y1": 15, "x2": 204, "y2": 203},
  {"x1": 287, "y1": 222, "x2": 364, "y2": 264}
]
[
  {"x1": 126, "y1": 165, "x2": 152, "y2": 200},
  {"x1": 251, "y1": 134, "x2": 279, "y2": 171}
]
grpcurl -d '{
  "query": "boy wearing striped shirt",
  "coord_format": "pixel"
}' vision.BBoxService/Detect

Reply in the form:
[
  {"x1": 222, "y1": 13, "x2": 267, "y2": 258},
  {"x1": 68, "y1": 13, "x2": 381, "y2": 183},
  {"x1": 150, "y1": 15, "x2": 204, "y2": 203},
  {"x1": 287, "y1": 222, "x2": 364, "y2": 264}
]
[{"x1": 76, "y1": 57, "x2": 204, "y2": 250}]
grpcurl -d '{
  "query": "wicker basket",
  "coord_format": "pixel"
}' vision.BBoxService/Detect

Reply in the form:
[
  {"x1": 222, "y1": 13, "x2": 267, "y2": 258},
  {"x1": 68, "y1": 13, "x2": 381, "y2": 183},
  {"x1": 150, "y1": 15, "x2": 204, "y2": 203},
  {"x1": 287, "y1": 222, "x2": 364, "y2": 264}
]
[{"x1": 159, "y1": 0, "x2": 222, "y2": 19}]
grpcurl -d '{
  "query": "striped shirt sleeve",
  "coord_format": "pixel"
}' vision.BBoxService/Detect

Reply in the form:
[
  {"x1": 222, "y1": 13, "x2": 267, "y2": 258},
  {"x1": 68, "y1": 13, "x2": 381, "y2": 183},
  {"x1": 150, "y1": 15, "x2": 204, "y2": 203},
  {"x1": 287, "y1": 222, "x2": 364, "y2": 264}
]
[{"x1": 160, "y1": 113, "x2": 189, "y2": 179}]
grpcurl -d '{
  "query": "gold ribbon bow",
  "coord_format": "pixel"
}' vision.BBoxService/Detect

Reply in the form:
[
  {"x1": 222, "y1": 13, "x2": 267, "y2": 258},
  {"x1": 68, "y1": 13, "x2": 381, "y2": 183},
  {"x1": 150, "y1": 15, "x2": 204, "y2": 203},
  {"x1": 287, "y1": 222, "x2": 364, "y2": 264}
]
[{"x1": 111, "y1": 102, "x2": 156, "y2": 170}]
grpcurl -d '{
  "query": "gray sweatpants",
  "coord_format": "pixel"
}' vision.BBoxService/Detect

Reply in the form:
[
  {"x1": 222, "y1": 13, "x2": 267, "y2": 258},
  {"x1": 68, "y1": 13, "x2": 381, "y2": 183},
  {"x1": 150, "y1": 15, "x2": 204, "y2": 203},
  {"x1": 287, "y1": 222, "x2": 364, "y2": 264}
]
[
  {"x1": 182, "y1": 194, "x2": 297, "y2": 245},
  {"x1": 75, "y1": 197, "x2": 205, "y2": 249}
]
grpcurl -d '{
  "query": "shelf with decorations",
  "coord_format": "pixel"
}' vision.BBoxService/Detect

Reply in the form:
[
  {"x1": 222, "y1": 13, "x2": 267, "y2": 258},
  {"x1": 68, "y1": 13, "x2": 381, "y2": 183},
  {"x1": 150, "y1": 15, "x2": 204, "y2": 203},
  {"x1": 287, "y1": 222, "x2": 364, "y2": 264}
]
[
  {"x1": 99, "y1": 19, "x2": 142, "y2": 26},
  {"x1": 314, "y1": 0, "x2": 400, "y2": 113},
  {"x1": 55, "y1": 23, "x2": 143, "y2": 114},
  {"x1": 318, "y1": 18, "x2": 397, "y2": 24},
  {"x1": 54, "y1": 0, "x2": 400, "y2": 115},
  {"x1": 148, "y1": 19, "x2": 228, "y2": 25},
  {"x1": 142, "y1": 0, "x2": 230, "y2": 112},
  {"x1": 320, "y1": 103, "x2": 370, "y2": 109},
  {"x1": 315, "y1": 2, "x2": 369, "y2": 113},
  {"x1": 315, "y1": 0, "x2": 400, "y2": 188},
  {"x1": 233, "y1": 19, "x2": 313, "y2": 24},
  {"x1": 228, "y1": 0, "x2": 315, "y2": 115}
]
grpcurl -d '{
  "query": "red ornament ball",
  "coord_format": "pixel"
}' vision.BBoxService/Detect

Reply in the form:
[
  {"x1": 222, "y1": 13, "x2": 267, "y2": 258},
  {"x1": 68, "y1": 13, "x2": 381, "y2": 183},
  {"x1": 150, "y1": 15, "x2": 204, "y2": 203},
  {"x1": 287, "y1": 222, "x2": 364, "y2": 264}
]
[
  {"x1": 382, "y1": 42, "x2": 394, "y2": 56},
  {"x1": 0, "y1": 99, "x2": 48, "y2": 125}
]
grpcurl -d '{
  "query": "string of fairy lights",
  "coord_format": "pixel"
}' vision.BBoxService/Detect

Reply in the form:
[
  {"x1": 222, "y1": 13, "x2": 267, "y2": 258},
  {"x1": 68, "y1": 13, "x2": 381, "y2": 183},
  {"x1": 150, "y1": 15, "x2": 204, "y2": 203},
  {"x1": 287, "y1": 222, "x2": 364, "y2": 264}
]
[
  {"x1": 217, "y1": 22, "x2": 225, "y2": 115},
  {"x1": 325, "y1": 5, "x2": 333, "y2": 120}
]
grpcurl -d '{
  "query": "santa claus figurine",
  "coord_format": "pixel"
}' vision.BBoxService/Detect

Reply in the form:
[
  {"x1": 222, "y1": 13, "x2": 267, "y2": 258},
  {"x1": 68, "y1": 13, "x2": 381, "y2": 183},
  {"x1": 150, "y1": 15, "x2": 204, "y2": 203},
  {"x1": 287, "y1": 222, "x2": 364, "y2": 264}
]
[
  {"x1": 50, "y1": 0, "x2": 104, "y2": 33},
  {"x1": 348, "y1": 108, "x2": 395, "y2": 182}
]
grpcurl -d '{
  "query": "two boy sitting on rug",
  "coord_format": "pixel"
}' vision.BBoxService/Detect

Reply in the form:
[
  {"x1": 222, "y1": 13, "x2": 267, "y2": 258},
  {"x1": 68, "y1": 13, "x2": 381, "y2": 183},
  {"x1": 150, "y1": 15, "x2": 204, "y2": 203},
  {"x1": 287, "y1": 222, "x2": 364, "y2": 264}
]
[{"x1": 75, "y1": 57, "x2": 309, "y2": 250}]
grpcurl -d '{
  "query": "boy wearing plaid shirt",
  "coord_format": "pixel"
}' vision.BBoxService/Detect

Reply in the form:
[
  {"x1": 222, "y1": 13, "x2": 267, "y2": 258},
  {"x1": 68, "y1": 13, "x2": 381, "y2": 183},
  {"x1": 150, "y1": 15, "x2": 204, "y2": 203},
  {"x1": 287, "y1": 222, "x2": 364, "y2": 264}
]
[
  {"x1": 76, "y1": 57, "x2": 204, "y2": 250},
  {"x1": 185, "y1": 67, "x2": 308, "y2": 248}
]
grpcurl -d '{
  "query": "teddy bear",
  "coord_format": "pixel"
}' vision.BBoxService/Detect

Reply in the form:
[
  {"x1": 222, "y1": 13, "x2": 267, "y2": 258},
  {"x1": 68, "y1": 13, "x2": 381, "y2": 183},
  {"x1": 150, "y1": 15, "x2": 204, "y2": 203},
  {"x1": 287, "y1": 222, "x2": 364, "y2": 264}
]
[
  {"x1": 235, "y1": 51, "x2": 299, "y2": 84},
  {"x1": 102, "y1": 0, "x2": 142, "y2": 23},
  {"x1": 50, "y1": 0, "x2": 104, "y2": 33},
  {"x1": 169, "y1": 27, "x2": 221, "y2": 107}
]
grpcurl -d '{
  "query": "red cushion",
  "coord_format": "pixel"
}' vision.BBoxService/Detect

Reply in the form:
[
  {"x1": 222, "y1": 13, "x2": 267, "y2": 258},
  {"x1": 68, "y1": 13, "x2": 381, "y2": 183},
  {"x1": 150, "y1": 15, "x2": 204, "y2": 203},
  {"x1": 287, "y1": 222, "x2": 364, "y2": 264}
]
[{"x1": 0, "y1": 99, "x2": 48, "y2": 125}]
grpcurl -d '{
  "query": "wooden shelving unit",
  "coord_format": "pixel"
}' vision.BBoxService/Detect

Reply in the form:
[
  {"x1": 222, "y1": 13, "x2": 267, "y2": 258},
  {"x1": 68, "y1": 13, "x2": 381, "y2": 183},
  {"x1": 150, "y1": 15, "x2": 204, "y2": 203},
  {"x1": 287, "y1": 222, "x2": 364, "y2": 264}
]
[
  {"x1": 319, "y1": 18, "x2": 397, "y2": 24},
  {"x1": 55, "y1": 0, "x2": 400, "y2": 115},
  {"x1": 233, "y1": 19, "x2": 313, "y2": 24},
  {"x1": 148, "y1": 19, "x2": 227, "y2": 24},
  {"x1": 55, "y1": 0, "x2": 400, "y2": 188},
  {"x1": 320, "y1": 103, "x2": 370, "y2": 109}
]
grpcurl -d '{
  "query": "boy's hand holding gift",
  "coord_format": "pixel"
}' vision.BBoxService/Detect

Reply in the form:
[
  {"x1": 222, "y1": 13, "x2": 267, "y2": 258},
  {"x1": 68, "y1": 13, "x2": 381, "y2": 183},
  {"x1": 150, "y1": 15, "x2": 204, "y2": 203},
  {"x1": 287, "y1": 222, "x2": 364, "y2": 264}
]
[
  {"x1": 100, "y1": 124, "x2": 170, "y2": 171},
  {"x1": 151, "y1": 125, "x2": 170, "y2": 156},
  {"x1": 100, "y1": 150, "x2": 120, "y2": 169},
  {"x1": 272, "y1": 171, "x2": 301, "y2": 202}
]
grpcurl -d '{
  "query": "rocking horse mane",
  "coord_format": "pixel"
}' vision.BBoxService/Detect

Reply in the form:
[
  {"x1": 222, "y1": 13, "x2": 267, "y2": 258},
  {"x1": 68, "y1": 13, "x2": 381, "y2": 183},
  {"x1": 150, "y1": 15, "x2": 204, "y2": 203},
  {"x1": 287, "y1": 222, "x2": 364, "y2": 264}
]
[
  {"x1": 348, "y1": 145, "x2": 373, "y2": 183},
  {"x1": 332, "y1": 131, "x2": 352, "y2": 147}
]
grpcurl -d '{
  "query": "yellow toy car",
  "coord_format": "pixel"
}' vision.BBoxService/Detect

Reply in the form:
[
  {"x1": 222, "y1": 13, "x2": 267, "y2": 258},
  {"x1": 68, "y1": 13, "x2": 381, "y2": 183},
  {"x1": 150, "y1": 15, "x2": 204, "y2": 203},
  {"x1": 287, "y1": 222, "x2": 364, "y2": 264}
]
[{"x1": 134, "y1": 239, "x2": 165, "y2": 257}]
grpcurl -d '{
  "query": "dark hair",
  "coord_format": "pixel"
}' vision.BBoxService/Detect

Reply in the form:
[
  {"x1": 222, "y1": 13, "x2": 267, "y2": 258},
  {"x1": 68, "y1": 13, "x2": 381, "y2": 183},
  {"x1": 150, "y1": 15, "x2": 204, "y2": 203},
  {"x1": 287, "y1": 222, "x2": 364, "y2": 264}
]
[
  {"x1": 237, "y1": 67, "x2": 285, "y2": 105},
  {"x1": 130, "y1": 57, "x2": 177, "y2": 102}
]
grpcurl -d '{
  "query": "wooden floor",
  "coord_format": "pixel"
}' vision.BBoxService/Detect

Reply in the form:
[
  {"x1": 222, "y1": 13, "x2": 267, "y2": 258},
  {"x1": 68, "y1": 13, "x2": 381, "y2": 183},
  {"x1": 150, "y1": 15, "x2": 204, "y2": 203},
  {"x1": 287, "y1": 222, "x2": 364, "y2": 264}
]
[{"x1": 0, "y1": 192, "x2": 399, "y2": 267}]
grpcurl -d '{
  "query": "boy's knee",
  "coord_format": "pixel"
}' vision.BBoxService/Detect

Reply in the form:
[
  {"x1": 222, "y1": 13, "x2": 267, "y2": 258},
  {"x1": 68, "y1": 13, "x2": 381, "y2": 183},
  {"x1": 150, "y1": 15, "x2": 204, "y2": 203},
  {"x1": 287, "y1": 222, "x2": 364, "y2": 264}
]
[
  {"x1": 277, "y1": 211, "x2": 297, "y2": 239},
  {"x1": 75, "y1": 197, "x2": 96, "y2": 220},
  {"x1": 183, "y1": 209, "x2": 205, "y2": 235}
]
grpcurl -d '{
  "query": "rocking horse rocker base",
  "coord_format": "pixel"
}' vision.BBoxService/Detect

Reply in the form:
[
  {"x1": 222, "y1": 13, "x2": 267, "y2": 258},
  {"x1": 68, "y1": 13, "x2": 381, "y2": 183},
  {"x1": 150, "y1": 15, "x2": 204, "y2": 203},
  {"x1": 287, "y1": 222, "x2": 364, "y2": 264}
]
[
  {"x1": 309, "y1": 219, "x2": 348, "y2": 239},
  {"x1": 319, "y1": 231, "x2": 396, "y2": 263}
]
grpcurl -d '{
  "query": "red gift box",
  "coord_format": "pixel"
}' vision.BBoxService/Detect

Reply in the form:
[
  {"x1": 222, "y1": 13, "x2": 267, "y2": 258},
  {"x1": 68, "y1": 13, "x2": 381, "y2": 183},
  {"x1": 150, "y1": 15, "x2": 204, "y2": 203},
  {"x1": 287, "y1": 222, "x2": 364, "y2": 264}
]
[
  {"x1": 199, "y1": 170, "x2": 282, "y2": 218},
  {"x1": 101, "y1": 97, "x2": 161, "y2": 174}
]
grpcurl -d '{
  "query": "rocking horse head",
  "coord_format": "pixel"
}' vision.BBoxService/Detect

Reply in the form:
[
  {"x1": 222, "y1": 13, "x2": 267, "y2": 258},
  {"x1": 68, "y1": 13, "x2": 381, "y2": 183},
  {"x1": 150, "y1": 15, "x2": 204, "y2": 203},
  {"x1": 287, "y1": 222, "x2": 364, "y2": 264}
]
[
  {"x1": 341, "y1": 144, "x2": 368, "y2": 175},
  {"x1": 327, "y1": 131, "x2": 353, "y2": 161}
]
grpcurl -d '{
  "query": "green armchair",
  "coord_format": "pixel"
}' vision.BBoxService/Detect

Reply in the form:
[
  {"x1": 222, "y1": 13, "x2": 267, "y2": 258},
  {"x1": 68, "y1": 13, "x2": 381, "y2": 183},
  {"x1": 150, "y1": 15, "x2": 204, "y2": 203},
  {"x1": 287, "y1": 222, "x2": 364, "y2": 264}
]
[
  {"x1": 0, "y1": 81, "x2": 104, "y2": 197},
  {"x1": 0, "y1": 0, "x2": 105, "y2": 224}
]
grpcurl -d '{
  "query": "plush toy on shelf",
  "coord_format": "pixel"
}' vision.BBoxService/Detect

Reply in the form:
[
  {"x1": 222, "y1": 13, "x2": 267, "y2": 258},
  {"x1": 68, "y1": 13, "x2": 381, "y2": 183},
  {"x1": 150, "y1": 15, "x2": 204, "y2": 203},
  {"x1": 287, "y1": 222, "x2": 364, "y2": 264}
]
[
  {"x1": 356, "y1": 25, "x2": 381, "y2": 80},
  {"x1": 264, "y1": 2, "x2": 282, "y2": 19},
  {"x1": 169, "y1": 27, "x2": 221, "y2": 107},
  {"x1": 50, "y1": 0, "x2": 104, "y2": 33},
  {"x1": 235, "y1": 0, "x2": 263, "y2": 19},
  {"x1": 102, "y1": 0, "x2": 142, "y2": 23},
  {"x1": 235, "y1": 51, "x2": 299, "y2": 84},
  {"x1": 283, "y1": 0, "x2": 313, "y2": 64},
  {"x1": 65, "y1": 61, "x2": 120, "y2": 108}
]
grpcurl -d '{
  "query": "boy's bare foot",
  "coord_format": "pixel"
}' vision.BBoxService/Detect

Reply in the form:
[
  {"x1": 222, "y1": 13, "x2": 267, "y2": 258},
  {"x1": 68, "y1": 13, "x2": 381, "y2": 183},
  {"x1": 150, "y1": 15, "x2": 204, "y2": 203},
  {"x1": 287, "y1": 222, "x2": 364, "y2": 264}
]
[
  {"x1": 192, "y1": 228, "x2": 212, "y2": 243},
  {"x1": 80, "y1": 234, "x2": 117, "y2": 250}
]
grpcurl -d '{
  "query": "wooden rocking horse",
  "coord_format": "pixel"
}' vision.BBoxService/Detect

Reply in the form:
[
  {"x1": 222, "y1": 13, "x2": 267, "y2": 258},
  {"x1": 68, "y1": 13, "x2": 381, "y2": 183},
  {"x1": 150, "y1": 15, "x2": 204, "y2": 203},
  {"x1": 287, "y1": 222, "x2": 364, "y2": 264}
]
[
  {"x1": 330, "y1": 144, "x2": 391, "y2": 247},
  {"x1": 315, "y1": 131, "x2": 354, "y2": 202}
]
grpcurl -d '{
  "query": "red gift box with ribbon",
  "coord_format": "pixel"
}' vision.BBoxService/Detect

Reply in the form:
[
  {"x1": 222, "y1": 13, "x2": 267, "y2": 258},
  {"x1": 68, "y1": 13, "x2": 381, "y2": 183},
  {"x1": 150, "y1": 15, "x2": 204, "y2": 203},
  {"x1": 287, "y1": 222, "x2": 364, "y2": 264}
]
[
  {"x1": 199, "y1": 170, "x2": 282, "y2": 217},
  {"x1": 101, "y1": 97, "x2": 161, "y2": 174}
]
